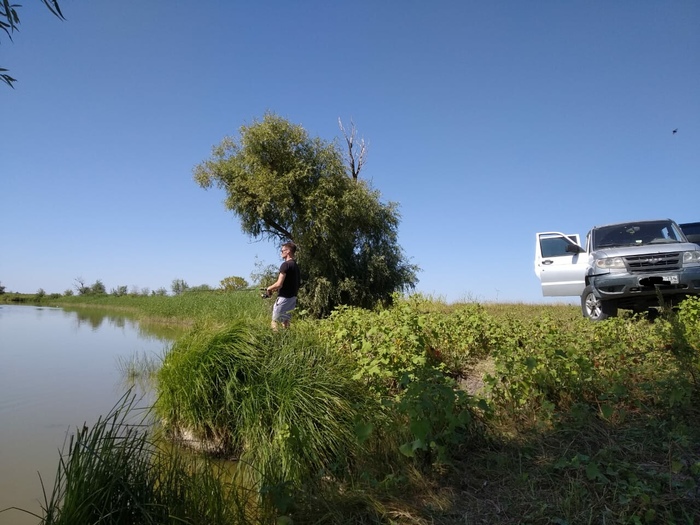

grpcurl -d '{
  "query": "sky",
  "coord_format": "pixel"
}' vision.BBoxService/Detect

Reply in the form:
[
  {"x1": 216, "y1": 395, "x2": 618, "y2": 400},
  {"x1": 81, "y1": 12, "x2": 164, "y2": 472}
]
[{"x1": 2, "y1": 1, "x2": 698, "y2": 303}]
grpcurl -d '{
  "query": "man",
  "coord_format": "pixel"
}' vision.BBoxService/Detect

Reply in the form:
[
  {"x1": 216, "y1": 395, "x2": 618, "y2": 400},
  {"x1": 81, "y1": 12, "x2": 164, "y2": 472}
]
[{"x1": 266, "y1": 241, "x2": 300, "y2": 329}]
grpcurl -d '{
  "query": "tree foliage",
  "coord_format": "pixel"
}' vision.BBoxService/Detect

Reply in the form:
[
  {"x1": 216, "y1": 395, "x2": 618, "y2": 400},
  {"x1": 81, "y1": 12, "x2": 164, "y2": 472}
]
[
  {"x1": 194, "y1": 113, "x2": 419, "y2": 316},
  {"x1": 90, "y1": 279, "x2": 106, "y2": 295},
  {"x1": 2, "y1": 0, "x2": 65, "y2": 87},
  {"x1": 220, "y1": 276, "x2": 248, "y2": 292},
  {"x1": 171, "y1": 278, "x2": 189, "y2": 296}
]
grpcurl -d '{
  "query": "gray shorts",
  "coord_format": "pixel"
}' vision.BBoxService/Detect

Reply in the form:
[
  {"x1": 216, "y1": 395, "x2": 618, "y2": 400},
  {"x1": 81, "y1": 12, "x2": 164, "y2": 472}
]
[{"x1": 272, "y1": 296, "x2": 297, "y2": 322}]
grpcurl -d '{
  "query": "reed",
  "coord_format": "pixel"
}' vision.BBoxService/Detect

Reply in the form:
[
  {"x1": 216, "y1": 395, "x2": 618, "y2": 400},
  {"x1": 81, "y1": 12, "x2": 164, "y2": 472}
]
[{"x1": 37, "y1": 391, "x2": 260, "y2": 525}]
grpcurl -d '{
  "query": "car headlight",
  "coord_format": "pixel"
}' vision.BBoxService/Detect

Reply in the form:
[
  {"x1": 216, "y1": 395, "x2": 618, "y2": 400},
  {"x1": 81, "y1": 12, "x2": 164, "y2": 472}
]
[
  {"x1": 683, "y1": 250, "x2": 700, "y2": 264},
  {"x1": 595, "y1": 257, "x2": 625, "y2": 269}
]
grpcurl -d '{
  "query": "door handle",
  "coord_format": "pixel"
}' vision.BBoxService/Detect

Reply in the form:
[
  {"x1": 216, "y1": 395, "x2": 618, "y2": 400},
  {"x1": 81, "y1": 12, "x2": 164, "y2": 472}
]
[{"x1": 542, "y1": 260, "x2": 554, "y2": 265}]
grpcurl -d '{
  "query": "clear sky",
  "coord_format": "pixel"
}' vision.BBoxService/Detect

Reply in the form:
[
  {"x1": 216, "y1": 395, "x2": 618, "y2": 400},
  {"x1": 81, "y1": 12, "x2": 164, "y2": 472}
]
[{"x1": 2, "y1": 1, "x2": 698, "y2": 303}]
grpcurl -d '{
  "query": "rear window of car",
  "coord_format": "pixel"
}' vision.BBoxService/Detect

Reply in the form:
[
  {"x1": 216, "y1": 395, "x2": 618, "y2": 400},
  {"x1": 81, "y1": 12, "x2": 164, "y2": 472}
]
[{"x1": 681, "y1": 223, "x2": 700, "y2": 236}]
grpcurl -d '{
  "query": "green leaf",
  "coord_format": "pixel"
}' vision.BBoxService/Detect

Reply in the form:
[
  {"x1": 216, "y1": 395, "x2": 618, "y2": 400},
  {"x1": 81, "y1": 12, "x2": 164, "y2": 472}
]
[
  {"x1": 410, "y1": 418, "x2": 430, "y2": 442},
  {"x1": 399, "y1": 442, "x2": 415, "y2": 457},
  {"x1": 585, "y1": 461, "x2": 601, "y2": 480}
]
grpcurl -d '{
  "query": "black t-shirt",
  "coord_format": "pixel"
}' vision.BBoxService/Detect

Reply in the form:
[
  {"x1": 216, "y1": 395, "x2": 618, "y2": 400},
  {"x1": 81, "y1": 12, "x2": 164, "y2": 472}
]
[{"x1": 278, "y1": 259, "x2": 300, "y2": 298}]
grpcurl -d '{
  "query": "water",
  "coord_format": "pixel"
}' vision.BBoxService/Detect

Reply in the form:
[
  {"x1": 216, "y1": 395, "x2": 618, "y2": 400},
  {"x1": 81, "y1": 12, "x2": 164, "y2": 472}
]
[{"x1": 0, "y1": 305, "x2": 174, "y2": 525}]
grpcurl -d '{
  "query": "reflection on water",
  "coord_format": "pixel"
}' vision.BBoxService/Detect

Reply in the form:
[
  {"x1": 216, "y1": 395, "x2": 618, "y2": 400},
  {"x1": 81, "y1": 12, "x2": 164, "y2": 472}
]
[
  {"x1": 61, "y1": 306, "x2": 181, "y2": 342},
  {"x1": 0, "y1": 305, "x2": 177, "y2": 525}
]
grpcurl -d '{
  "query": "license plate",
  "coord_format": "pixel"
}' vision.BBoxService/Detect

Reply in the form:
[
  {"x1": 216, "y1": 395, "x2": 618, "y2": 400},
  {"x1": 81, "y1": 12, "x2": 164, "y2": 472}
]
[{"x1": 662, "y1": 275, "x2": 679, "y2": 284}]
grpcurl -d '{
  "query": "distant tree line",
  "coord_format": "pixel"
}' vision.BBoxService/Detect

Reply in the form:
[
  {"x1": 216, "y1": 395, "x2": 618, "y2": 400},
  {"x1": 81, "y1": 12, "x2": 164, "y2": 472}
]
[{"x1": 0, "y1": 274, "x2": 257, "y2": 299}]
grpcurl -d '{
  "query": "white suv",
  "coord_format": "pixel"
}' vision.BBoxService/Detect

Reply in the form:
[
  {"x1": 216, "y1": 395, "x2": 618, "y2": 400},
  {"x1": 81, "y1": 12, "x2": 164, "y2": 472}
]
[{"x1": 534, "y1": 219, "x2": 700, "y2": 320}]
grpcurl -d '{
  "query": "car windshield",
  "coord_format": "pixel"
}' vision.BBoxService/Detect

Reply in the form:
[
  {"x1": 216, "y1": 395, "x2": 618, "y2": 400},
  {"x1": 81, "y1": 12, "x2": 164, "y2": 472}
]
[{"x1": 592, "y1": 221, "x2": 684, "y2": 250}]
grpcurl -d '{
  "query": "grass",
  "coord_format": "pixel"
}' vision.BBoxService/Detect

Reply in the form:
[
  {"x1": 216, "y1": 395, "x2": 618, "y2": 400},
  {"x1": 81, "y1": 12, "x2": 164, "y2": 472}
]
[
  {"x1": 155, "y1": 321, "x2": 388, "y2": 490},
  {"x1": 34, "y1": 391, "x2": 262, "y2": 525},
  {"x1": 116, "y1": 351, "x2": 162, "y2": 391},
  {"x1": 11, "y1": 289, "x2": 273, "y2": 326},
  {"x1": 6, "y1": 294, "x2": 700, "y2": 524}
]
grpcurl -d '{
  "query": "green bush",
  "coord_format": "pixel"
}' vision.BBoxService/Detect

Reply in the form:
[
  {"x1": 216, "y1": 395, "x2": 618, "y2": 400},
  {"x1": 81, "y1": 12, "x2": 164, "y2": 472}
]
[
  {"x1": 319, "y1": 300, "x2": 433, "y2": 396},
  {"x1": 317, "y1": 297, "x2": 490, "y2": 467}
]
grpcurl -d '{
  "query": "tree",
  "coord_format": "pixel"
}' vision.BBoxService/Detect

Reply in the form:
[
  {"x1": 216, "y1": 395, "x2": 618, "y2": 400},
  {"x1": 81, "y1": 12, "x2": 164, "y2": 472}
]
[
  {"x1": 0, "y1": 281, "x2": 5, "y2": 294},
  {"x1": 111, "y1": 285, "x2": 128, "y2": 296},
  {"x1": 90, "y1": 279, "x2": 106, "y2": 295},
  {"x1": 74, "y1": 276, "x2": 90, "y2": 295},
  {"x1": 2, "y1": 0, "x2": 65, "y2": 87},
  {"x1": 220, "y1": 276, "x2": 248, "y2": 292},
  {"x1": 171, "y1": 278, "x2": 189, "y2": 296},
  {"x1": 338, "y1": 118, "x2": 367, "y2": 181},
  {"x1": 194, "y1": 112, "x2": 419, "y2": 316},
  {"x1": 250, "y1": 256, "x2": 278, "y2": 288}
]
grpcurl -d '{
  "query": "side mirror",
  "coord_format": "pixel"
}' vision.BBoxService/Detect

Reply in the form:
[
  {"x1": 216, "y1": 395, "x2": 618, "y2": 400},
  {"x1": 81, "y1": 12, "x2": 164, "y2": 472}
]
[{"x1": 566, "y1": 243, "x2": 584, "y2": 254}]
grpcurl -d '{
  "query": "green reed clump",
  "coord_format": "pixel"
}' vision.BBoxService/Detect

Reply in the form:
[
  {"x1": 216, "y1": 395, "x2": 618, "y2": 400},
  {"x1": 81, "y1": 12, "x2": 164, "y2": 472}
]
[
  {"x1": 155, "y1": 321, "x2": 385, "y2": 491},
  {"x1": 37, "y1": 392, "x2": 256, "y2": 525},
  {"x1": 116, "y1": 351, "x2": 161, "y2": 389},
  {"x1": 155, "y1": 320, "x2": 259, "y2": 452}
]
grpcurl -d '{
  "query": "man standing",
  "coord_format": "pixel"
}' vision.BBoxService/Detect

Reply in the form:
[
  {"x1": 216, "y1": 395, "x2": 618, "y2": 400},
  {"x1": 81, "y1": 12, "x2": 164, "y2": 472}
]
[{"x1": 266, "y1": 241, "x2": 300, "y2": 329}]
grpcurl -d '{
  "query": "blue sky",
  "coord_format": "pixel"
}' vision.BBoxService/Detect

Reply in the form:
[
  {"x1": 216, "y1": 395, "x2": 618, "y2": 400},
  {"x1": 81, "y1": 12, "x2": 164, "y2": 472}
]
[{"x1": 2, "y1": 1, "x2": 698, "y2": 303}]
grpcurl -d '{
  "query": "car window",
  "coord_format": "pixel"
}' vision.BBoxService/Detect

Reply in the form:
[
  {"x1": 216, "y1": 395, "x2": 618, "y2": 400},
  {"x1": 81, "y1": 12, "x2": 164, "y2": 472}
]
[
  {"x1": 681, "y1": 223, "x2": 700, "y2": 244},
  {"x1": 540, "y1": 236, "x2": 576, "y2": 258},
  {"x1": 681, "y1": 223, "x2": 700, "y2": 236}
]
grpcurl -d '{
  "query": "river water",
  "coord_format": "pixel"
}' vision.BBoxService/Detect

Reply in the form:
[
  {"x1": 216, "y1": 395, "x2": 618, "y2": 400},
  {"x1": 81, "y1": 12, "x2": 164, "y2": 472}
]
[{"x1": 0, "y1": 304, "x2": 175, "y2": 525}]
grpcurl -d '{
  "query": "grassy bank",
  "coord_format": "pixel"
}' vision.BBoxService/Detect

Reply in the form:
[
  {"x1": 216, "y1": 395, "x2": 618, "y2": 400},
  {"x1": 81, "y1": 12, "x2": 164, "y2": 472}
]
[
  {"x1": 4, "y1": 294, "x2": 699, "y2": 524},
  {"x1": 2, "y1": 289, "x2": 272, "y2": 326}
]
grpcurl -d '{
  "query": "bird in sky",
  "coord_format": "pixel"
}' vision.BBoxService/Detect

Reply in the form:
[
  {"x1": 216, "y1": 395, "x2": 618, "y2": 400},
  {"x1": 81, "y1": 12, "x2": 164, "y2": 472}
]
[{"x1": 673, "y1": 128, "x2": 678, "y2": 134}]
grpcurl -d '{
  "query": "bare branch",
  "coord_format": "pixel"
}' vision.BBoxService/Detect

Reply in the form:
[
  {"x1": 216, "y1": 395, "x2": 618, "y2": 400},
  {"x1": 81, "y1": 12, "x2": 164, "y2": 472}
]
[{"x1": 338, "y1": 117, "x2": 368, "y2": 182}]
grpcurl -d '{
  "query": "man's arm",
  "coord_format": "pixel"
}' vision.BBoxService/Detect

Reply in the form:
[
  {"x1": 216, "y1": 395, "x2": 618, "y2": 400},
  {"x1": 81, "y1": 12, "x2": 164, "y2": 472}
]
[{"x1": 267, "y1": 272, "x2": 286, "y2": 294}]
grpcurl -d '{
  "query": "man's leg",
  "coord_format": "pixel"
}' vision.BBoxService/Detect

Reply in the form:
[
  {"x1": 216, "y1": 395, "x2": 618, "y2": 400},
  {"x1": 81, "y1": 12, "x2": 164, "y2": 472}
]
[{"x1": 271, "y1": 297, "x2": 295, "y2": 330}]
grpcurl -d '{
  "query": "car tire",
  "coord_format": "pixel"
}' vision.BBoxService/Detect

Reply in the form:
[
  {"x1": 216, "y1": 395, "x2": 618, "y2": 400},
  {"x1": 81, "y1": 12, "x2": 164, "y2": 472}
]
[{"x1": 581, "y1": 285, "x2": 617, "y2": 321}]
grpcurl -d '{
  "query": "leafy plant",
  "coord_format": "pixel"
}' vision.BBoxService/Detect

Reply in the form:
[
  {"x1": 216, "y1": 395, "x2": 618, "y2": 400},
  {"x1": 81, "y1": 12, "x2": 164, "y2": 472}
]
[{"x1": 395, "y1": 366, "x2": 484, "y2": 468}]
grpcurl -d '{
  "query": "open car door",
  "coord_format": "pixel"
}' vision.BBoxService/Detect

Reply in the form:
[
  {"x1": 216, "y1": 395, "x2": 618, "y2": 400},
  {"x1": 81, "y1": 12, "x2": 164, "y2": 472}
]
[{"x1": 534, "y1": 232, "x2": 587, "y2": 297}]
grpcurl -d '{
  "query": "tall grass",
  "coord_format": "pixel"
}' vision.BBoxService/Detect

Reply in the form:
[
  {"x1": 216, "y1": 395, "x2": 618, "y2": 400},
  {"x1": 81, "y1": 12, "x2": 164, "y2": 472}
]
[
  {"x1": 155, "y1": 321, "x2": 386, "y2": 492},
  {"x1": 40, "y1": 290, "x2": 271, "y2": 326},
  {"x1": 116, "y1": 351, "x2": 162, "y2": 393},
  {"x1": 37, "y1": 392, "x2": 260, "y2": 525}
]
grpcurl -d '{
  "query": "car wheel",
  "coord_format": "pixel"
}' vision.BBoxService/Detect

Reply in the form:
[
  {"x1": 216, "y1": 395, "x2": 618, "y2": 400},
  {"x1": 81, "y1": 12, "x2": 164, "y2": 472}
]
[{"x1": 581, "y1": 286, "x2": 617, "y2": 321}]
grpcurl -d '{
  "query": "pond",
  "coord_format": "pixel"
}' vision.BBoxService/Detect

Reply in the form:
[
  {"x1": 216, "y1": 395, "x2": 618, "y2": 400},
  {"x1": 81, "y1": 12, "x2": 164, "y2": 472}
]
[{"x1": 0, "y1": 305, "x2": 176, "y2": 525}]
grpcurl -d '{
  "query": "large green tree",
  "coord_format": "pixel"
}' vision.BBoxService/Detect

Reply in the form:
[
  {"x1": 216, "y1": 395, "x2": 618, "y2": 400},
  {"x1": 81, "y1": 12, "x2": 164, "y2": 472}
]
[
  {"x1": 2, "y1": 0, "x2": 64, "y2": 87},
  {"x1": 194, "y1": 113, "x2": 419, "y2": 316}
]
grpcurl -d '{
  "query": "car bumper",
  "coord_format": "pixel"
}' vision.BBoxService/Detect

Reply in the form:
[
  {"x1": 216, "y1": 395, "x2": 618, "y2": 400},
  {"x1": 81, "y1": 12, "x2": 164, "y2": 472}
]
[{"x1": 591, "y1": 267, "x2": 700, "y2": 300}]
